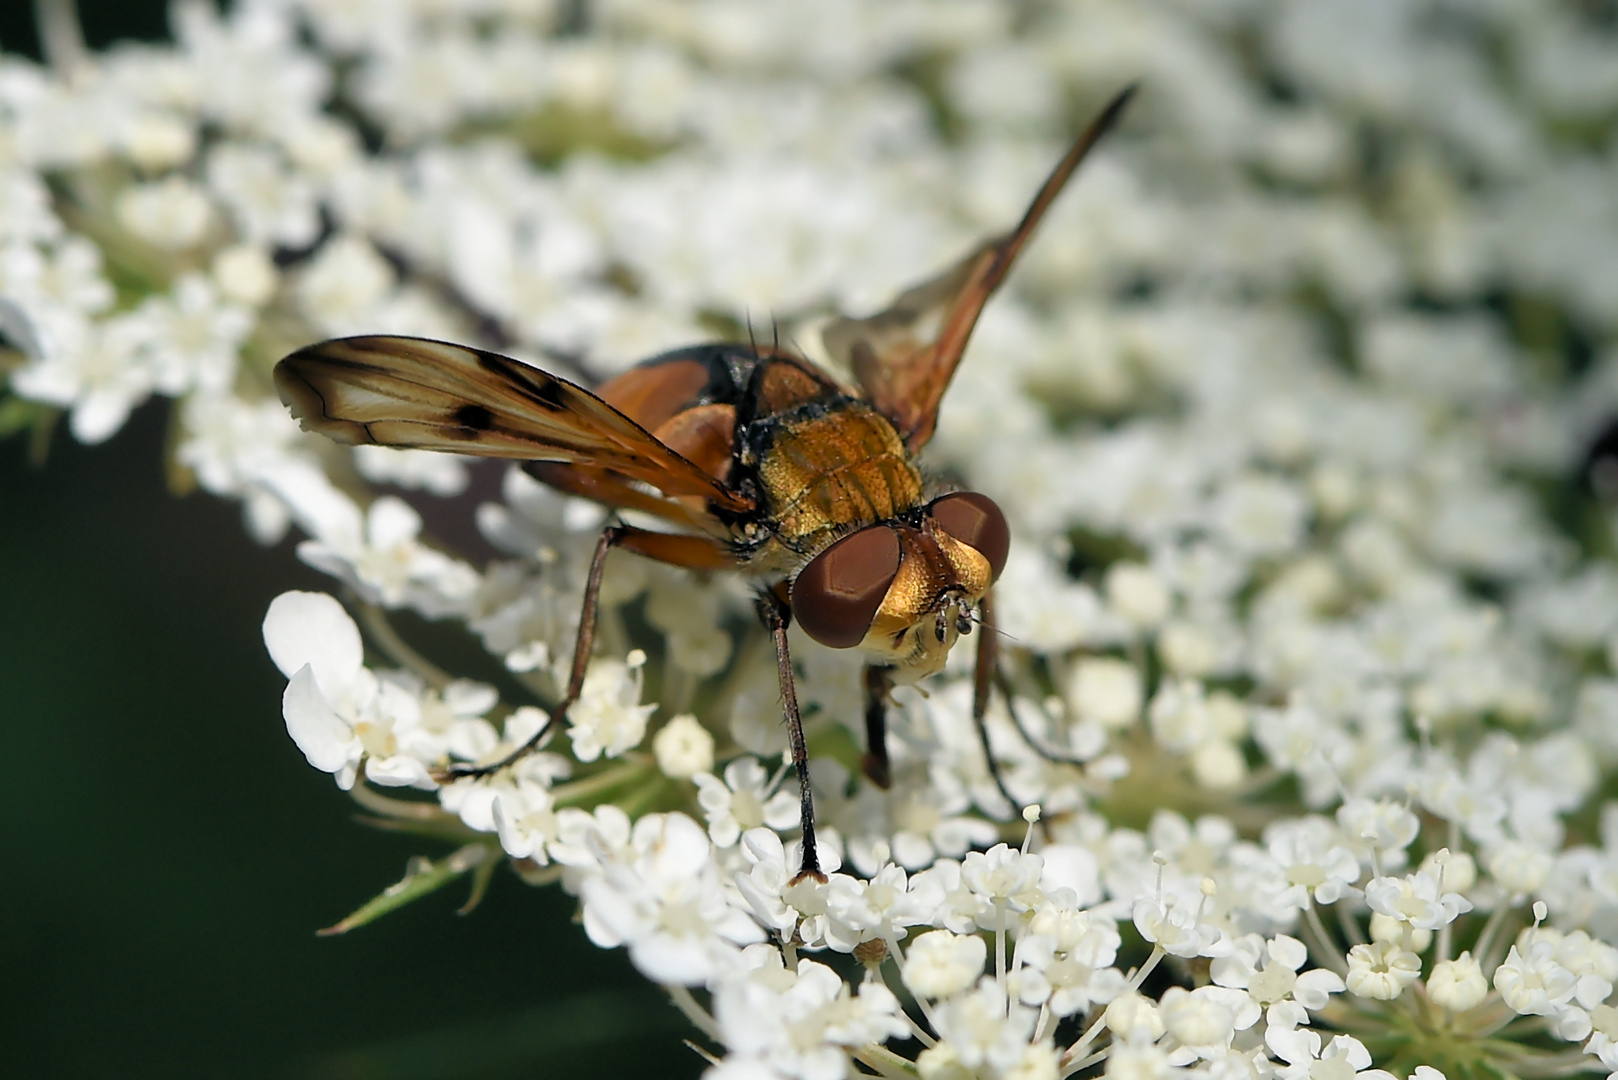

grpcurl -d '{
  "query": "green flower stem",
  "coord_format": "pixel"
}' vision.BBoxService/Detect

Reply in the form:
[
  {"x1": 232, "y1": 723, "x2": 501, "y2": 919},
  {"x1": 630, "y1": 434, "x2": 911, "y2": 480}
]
[
  {"x1": 456, "y1": 853, "x2": 498, "y2": 915},
  {"x1": 995, "y1": 897, "x2": 1009, "y2": 988},
  {"x1": 54, "y1": 170, "x2": 186, "y2": 296},
  {"x1": 1472, "y1": 905, "x2": 1520, "y2": 974},
  {"x1": 664, "y1": 984, "x2": 720, "y2": 1042},
  {"x1": 1304, "y1": 900, "x2": 1352, "y2": 977},
  {"x1": 1510, "y1": 1049, "x2": 1604, "y2": 1078},
  {"x1": 1474, "y1": 1001, "x2": 1525, "y2": 1038},
  {"x1": 1033, "y1": 1001, "x2": 1054, "y2": 1046},
  {"x1": 348, "y1": 775, "x2": 449, "y2": 820},
  {"x1": 34, "y1": 0, "x2": 86, "y2": 79},
  {"x1": 853, "y1": 1043, "x2": 919, "y2": 1078},
  {"x1": 880, "y1": 931, "x2": 940, "y2": 1049},
  {"x1": 616, "y1": 772, "x2": 670, "y2": 816},
  {"x1": 660, "y1": 648, "x2": 695, "y2": 717},
  {"x1": 1336, "y1": 900, "x2": 1369, "y2": 947},
  {"x1": 357, "y1": 601, "x2": 452, "y2": 689},
  {"x1": 550, "y1": 758, "x2": 655, "y2": 806},
  {"x1": 318, "y1": 842, "x2": 492, "y2": 935},
  {"x1": 1061, "y1": 945, "x2": 1166, "y2": 1076}
]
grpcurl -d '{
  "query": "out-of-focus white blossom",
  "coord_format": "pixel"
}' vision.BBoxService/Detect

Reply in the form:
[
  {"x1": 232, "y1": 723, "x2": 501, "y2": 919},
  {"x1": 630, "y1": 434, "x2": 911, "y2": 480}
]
[
  {"x1": 1067, "y1": 656, "x2": 1143, "y2": 730},
  {"x1": 115, "y1": 175, "x2": 213, "y2": 249},
  {"x1": 653, "y1": 713, "x2": 714, "y2": 779},
  {"x1": 295, "y1": 494, "x2": 482, "y2": 618},
  {"x1": 10, "y1": 310, "x2": 154, "y2": 443}
]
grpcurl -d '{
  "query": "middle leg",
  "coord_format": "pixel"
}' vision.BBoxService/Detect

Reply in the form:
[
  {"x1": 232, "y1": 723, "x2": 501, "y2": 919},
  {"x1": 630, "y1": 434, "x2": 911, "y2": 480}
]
[
  {"x1": 440, "y1": 525, "x2": 733, "y2": 782},
  {"x1": 862, "y1": 665, "x2": 894, "y2": 789},
  {"x1": 972, "y1": 591, "x2": 1022, "y2": 818}
]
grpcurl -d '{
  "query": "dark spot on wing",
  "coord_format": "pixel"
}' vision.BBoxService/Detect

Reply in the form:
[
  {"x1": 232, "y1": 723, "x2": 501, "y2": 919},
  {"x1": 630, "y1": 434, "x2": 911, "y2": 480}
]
[
  {"x1": 455, "y1": 403, "x2": 495, "y2": 430},
  {"x1": 475, "y1": 349, "x2": 572, "y2": 413},
  {"x1": 472, "y1": 351, "x2": 519, "y2": 382},
  {"x1": 533, "y1": 378, "x2": 569, "y2": 412}
]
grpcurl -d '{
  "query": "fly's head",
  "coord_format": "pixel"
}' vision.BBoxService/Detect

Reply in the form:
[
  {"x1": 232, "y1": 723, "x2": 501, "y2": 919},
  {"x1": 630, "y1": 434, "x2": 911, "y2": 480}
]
[{"x1": 789, "y1": 492, "x2": 1010, "y2": 681}]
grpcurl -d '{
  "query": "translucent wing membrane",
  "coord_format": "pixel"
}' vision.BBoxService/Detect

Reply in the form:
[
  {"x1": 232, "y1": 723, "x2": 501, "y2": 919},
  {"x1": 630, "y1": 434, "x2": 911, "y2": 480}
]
[
  {"x1": 823, "y1": 85, "x2": 1137, "y2": 450},
  {"x1": 275, "y1": 335, "x2": 753, "y2": 513}
]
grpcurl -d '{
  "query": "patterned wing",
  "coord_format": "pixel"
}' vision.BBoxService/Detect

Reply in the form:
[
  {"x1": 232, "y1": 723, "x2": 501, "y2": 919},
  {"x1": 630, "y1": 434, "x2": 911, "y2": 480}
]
[
  {"x1": 822, "y1": 85, "x2": 1136, "y2": 450},
  {"x1": 274, "y1": 335, "x2": 754, "y2": 514}
]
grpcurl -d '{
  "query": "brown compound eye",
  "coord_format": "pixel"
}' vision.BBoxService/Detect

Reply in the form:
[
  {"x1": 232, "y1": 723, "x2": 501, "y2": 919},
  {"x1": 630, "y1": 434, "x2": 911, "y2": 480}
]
[
  {"x1": 792, "y1": 526, "x2": 903, "y2": 648},
  {"x1": 930, "y1": 492, "x2": 1010, "y2": 582}
]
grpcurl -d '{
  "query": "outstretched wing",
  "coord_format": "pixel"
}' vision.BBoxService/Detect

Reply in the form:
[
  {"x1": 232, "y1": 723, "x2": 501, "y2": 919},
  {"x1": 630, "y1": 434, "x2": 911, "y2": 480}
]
[
  {"x1": 275, "y1": 335, "x2": 754, "y2": 515},
  {"x1": 822, "y1": 85, "x2": 1136, "y2": 451}
]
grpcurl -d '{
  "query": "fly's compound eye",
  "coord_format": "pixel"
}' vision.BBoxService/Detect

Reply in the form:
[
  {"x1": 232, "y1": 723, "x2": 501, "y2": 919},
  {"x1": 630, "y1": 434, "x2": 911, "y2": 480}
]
[
  {"x1": 792, "y1": 526, "x2": 903, "y2": 649},
  {"x1": 930, "y1": 492, "x2": 1010, "y2": 583}
]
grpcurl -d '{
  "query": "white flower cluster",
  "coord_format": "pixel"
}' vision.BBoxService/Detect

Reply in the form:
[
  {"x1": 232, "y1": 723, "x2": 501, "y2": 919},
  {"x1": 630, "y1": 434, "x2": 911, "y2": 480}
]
[{"x1": 8, "y1": 1, "x2": 1618, "y2": 1078}]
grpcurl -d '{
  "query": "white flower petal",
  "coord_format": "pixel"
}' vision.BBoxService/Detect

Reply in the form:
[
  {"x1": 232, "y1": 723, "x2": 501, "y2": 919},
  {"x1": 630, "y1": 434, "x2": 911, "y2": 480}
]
[
  {"x1": 282, "y1": 664, "x2": 357, "y2": 775},
  {"x1": 263, "y1": 591, "x2": 364, "y2": 699}
]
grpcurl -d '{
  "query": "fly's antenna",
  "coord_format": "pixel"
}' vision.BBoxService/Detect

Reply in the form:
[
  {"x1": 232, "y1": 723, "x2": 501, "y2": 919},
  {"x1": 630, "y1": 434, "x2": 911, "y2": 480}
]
[{"x1": 968, "y1": 606, "x2": 1018, "y2": 644}]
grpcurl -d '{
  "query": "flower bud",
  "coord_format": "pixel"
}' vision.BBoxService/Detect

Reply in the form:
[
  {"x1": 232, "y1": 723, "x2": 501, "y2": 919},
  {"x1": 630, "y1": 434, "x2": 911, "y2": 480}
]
[
  {"x1": 1192, "y1": 738, "x2": 1246, "y2": 790},
  {"x1": 1159, "y1": 620, "x2": 1217, "y2": 676},
  {"x1": 1428, "y1": 952, "x2": 1488, "y2": 1012},
  {"x1": 1067, "y1": 657, "x2": 1142, "y2": 730},
  {"x1": 1106, "y1": 563, "x2": 1170, "y2": 629},
  {"x1": 917, "y1": 1043, "x2": 967, "y2": 1080},
  {"x1": 1489, "y1": 841, "x2": 1553, "y2": 895},
  {"x1": 1368, "y1": 912, "x2": 1431, "y2": 952},
  {"x1": 117, "y1": 176, "x2": 213, "y2": 249},
  {"x1": 652, "y1": 714, "x2": 713, "y2": 778},
  {"x1": 1105, "y1": 993, "x2": 1165, "y2": 1040},
  {"x1": 213, "y1": 244, "x2": 279, "y2": 307},
  {"x1": 125, "y1": 111, "x2": 197, "y2": 172},
  {"x1": 1160, "y1": 986, "x2": 1236, "y2": 1048},
  {"x1": 1419, "y1": 849, "x2": 1477, "y2": 895}
]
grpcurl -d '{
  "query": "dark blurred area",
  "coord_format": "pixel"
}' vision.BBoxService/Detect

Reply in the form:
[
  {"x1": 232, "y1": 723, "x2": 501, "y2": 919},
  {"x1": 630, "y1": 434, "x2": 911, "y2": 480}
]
[{"x1": 0, "y1": 5, "x2": 700, "y2": 1078}]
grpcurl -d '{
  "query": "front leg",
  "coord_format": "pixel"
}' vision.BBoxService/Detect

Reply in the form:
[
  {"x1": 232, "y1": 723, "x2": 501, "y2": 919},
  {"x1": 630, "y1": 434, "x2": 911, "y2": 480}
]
[{"x1": 757, "y1": 588, "x2": 827, "y2": 884}]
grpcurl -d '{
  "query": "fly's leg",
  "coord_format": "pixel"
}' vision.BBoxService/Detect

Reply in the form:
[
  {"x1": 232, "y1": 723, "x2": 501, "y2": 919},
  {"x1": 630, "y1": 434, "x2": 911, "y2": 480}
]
[
  {"x1": 979, "y1": 592, "x2": 1089, "y2": 767},
  {"x1": 862, "y1": 665, "x2": 894, "y2": 789},
  {"x1": 994, "y1": 668, "x2": 1089, "y2": 765},
  {"x1": 438, "y1": 525, "x2": 732, "y2": 782},
  {"x1": 972, "y1": 590, "x2": 1023, "y2": 819},
  {"x1": 758, "y1": 588, "x2": 826, "y2": 884}
]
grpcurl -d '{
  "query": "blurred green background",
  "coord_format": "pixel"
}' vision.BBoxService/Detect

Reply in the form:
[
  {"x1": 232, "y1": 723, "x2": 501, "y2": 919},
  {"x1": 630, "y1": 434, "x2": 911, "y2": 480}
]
[{"x1": 0, "y1": 5, "x2": 701, "y2": 1078}]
